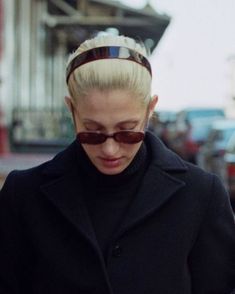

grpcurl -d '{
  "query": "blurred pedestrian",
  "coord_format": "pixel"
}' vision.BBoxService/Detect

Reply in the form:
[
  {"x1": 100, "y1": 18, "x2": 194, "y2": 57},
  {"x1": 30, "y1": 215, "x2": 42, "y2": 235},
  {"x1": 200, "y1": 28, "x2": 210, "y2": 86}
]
[{"x1": 0, "y1": 34, "x2": 235, "y2": 294}]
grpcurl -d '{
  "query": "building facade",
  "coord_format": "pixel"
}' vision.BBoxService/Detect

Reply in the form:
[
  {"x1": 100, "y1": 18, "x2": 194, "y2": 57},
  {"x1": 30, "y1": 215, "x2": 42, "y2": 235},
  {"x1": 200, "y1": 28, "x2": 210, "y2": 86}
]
[{"x1": 0, "y1": 0, "x2": 170, "y2": 151}]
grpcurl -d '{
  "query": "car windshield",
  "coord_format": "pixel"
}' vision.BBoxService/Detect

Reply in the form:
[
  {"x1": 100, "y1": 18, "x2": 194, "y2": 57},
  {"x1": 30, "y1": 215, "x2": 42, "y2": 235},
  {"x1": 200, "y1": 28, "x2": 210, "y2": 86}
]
[
  {"x1": 221, "y1": 129, "x2": 235, "y2": 143},
  {"x1": 190, "y1": 118, "x2": 214, "y2": 141},
  {"x1": 187, "y1": 109, "x2": 225, "y2": 121}
]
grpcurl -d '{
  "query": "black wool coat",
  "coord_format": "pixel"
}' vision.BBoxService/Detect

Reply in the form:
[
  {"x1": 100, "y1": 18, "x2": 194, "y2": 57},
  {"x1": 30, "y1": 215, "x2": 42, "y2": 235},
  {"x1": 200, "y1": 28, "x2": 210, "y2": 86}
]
[{"x1": 0, "y1": 132, "x2": 235, "y2": 294}]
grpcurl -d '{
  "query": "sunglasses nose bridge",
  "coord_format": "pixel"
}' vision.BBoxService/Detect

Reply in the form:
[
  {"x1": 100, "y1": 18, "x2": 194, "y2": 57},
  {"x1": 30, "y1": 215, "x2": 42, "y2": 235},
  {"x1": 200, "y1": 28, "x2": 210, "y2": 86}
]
[{"x1": 104, "y1": 133, "x2": 119, "y2": 143}]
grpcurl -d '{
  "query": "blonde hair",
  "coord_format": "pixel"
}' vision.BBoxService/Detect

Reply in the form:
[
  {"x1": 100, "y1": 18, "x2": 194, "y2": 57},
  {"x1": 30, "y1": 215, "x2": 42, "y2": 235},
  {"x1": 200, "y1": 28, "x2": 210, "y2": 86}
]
[{"x1": 67, "y1": 35, "x2": 152, "y2": 105}]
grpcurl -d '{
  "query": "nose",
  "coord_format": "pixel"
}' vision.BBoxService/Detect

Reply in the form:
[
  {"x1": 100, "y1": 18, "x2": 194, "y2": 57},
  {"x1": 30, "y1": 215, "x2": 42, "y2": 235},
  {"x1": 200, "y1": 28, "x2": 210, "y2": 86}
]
[{"x1": 100, "y1": 137, "x2": 120, "y2": 156}]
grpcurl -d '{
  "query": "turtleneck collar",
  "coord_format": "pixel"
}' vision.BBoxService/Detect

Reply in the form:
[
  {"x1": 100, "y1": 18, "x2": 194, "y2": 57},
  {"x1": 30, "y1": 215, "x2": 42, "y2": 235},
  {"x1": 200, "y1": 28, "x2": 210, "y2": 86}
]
[{"x1": 76, "y1": 141, "x2": 149, "y2": 189}]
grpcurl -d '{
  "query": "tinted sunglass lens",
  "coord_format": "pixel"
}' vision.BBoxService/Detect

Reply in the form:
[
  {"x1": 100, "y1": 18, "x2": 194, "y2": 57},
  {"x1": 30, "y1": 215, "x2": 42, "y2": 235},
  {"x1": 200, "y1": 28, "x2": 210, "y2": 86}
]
[
  {"x1": 77, "y1": 131, "x2": 144, "y2": 145},
  {"x1": 77, "y1": 133, "x2": 106, "y2": 144},
  {"x1": 115, "y1": 132, "x2": 144, "y2": 144}
]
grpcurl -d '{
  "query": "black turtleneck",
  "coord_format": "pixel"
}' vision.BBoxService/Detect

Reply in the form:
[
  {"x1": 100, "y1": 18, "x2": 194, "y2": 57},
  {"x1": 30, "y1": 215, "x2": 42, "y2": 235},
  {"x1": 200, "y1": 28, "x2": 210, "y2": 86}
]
[{"x1": 76, "y1": 142, "x2": 149, "y2": 257}]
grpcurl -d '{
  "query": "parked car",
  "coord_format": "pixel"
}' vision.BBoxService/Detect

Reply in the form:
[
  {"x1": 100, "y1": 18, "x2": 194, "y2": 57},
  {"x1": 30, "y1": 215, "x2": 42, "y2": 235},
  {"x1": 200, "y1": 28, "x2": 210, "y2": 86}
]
[
  {"x1": 224, "y1": 133, "x2": 235, "y2": 211},
  {"x1": 168, "y1": 107, "x2": 225, "y2": 163},
  {"x1": 198, "y1": 119, "x2": 235, "y2": 181}
]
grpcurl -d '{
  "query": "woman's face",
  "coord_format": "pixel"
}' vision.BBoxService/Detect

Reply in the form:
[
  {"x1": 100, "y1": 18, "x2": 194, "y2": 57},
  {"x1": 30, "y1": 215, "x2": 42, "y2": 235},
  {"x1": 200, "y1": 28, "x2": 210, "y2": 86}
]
[{"x1": 69, "y1": 89, "x2": 156, "y2": 175}]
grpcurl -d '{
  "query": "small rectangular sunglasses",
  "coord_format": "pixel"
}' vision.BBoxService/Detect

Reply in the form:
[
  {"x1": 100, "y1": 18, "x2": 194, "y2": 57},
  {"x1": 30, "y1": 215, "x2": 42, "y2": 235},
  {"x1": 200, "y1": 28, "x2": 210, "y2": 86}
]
[{"x1": 77, "y1": 131, "x2": 145, "y2": 145}]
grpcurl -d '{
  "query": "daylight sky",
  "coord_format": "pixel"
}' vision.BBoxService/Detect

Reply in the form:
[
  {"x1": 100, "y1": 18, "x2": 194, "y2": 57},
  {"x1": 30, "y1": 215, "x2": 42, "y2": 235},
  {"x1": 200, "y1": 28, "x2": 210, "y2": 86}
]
[{"x1": 119, "y1": 0, "x2": 235, "y2": 111}]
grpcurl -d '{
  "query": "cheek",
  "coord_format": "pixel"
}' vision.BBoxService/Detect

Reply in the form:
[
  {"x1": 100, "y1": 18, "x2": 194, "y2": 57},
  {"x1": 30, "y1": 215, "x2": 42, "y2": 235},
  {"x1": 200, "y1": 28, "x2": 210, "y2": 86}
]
[
  {"x1": 123, "y1": 143, "x2": 142, "y2": 156},
  {"x1": 82, "y1": 145, "x2": 98, "y2": 157}
]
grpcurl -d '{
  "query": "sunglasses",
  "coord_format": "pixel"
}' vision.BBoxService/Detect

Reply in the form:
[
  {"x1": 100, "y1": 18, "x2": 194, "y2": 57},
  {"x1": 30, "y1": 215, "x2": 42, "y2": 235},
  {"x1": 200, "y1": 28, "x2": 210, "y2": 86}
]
[{"x1": 77, "y1": 131, "x2": 145, "y2": 145}]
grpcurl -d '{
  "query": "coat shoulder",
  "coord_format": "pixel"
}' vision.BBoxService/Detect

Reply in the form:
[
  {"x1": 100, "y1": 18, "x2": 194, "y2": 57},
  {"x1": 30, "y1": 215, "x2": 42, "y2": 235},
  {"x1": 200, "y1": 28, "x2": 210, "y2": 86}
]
[
  {"x1": 1, "y1": 141, "x2": 77, "y2": 193},
  {"x1": 146, "y1": 132, "x2": 229, "y2": 207}
]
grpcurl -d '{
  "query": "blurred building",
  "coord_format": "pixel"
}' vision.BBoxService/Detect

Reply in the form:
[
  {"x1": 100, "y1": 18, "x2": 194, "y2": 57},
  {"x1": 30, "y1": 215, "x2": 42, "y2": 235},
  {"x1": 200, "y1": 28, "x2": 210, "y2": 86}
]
[{"x1": 0, "y1": 0, "x2": 170, "y2": 152}]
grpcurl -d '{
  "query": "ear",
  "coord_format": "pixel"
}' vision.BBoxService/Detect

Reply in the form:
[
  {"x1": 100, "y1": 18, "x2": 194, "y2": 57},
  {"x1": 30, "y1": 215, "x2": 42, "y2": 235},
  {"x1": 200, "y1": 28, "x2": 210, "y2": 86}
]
[
  {"x1": 64, "y1": 96, "x2": 73, "y2": 113},
  {"x1": 149, "y1": 95, "x2": 158, "y2": 116}
]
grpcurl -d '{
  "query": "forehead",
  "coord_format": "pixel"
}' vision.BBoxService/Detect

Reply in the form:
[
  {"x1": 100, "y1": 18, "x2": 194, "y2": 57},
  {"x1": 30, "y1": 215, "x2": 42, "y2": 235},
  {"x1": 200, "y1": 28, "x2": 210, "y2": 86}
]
[{"x1": 76, "y1": 89, "x2": 145, "y2": 118}]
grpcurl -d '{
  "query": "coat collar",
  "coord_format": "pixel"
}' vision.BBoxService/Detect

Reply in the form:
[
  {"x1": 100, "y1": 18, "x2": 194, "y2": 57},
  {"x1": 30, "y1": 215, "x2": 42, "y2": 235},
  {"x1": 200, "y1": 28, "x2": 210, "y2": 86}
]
[
  {"x1": 41, "y1": 132, "x2": 188, "y2": 242},
  {"x1": 42, "y1": 132, "x2": 188, "y2": 176},
  {"x1": 114, "y1": 132, "x2": 188, "y2": 238},
  {"x1": 144, "y1": 131, "x2": 188, "y2": 171}
]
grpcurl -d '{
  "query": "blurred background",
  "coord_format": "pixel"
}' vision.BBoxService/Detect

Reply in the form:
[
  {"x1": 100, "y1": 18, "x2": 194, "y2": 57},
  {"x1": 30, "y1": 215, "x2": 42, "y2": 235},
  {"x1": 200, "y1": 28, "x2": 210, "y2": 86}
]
[{"x1": 0, "y1": 0, "x2": 235, "y2": 209}]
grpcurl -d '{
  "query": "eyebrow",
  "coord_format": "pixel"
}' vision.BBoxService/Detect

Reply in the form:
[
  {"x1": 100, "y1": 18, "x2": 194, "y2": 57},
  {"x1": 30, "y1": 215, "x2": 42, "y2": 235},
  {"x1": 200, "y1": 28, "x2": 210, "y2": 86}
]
[{"x1": 83, "y1": 119, "x2": 140, "y2": 127}]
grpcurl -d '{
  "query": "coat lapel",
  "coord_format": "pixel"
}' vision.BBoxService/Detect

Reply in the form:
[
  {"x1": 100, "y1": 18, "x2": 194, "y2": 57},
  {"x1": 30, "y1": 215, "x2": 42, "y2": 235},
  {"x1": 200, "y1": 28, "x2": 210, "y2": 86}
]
[
  {"x1": 40, "y1": 143, "x2": 100, "y2": 253},
  {"x1": 41, "y1": 172, "x2": 98, "y2": 244},
  {"x1": 115, "y1": 163, "x2": 186, "y2": 238},
  {"x1": 40, "y1": 166, "x2": 114, "y2": 293},
  {"x1": 115, "y1": 133, "x2": 188, "y2": 238}
]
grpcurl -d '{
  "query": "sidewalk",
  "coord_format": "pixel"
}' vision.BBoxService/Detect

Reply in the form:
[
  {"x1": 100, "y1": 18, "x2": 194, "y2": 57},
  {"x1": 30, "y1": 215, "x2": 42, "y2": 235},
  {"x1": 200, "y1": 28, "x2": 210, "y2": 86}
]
[{"x1": 0, "y1": 153, "x2": 54, "y2": 189}]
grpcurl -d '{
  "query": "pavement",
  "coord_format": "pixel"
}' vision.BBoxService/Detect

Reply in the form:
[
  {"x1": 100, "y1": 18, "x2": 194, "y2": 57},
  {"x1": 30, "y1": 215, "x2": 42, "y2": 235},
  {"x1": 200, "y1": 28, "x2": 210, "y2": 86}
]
[{"x1": 0, "y1": 153, "x2": 54, "y2": 189}]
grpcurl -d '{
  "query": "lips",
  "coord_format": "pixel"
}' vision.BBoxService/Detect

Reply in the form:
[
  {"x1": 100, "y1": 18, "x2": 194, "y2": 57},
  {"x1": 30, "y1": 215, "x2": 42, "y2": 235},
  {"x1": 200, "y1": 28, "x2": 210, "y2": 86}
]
[{"x1": 100, "y1": 157, "x2": 122, "y2": 168}]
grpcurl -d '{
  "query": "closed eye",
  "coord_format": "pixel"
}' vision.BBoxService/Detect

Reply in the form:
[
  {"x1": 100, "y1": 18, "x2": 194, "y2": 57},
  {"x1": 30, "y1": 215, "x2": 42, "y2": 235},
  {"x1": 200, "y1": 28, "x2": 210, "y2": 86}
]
[
  {"x1": 118, "y1": 122, "x2": 138, "y2": 131},
  {"x1": 83, "y1": 122, "x2": 104, "y2": 132},
  {"x1": 83, "y1": 119, "x2": 140, "y2": 131}
]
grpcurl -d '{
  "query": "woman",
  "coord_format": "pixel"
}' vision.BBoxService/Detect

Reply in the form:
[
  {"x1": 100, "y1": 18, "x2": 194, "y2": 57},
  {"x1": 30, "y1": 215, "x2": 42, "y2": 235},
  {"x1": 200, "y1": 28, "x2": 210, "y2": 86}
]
[{"x1": 0, "y1": 35, "x2": 235, "y2": 294}]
